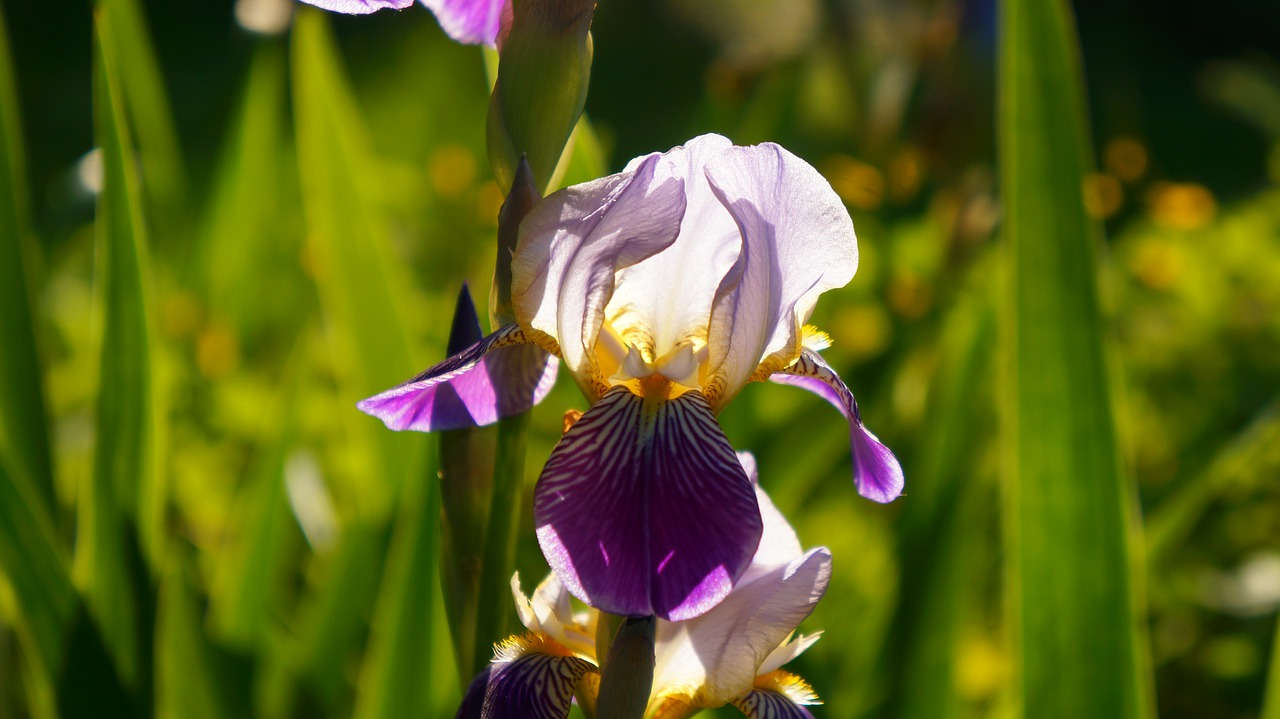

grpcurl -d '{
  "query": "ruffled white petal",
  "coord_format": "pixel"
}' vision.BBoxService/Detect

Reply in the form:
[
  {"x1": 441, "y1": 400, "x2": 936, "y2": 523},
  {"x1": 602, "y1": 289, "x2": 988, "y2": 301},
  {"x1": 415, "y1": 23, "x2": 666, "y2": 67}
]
[
  {"x1": 702, "y1": 143, "x2": 857, "y2": 410},
  {"x1": 512, "y1": 154, "x2": 687, "y2": 400},
  {"x1": 606, "y1": 134, "x2": 741, "y2": 362}
]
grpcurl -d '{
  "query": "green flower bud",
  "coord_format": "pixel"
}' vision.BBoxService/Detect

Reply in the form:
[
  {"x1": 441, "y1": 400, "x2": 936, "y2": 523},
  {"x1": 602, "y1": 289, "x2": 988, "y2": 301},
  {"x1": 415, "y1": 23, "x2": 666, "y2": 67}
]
[{"x1": 487, "y1": 0, "x2": 595, "y2": 192}]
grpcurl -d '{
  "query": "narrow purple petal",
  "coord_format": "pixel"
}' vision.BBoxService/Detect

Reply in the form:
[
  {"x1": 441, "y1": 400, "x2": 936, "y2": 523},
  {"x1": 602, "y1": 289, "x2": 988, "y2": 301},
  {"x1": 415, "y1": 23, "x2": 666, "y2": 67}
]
[
  {"x1": 455, "y1": 639, "x2": 595, "y2": 719},
  {"x1": 732, "y1": 688, "x2": 817, "y2": 719},
  {"x1": 298, "y1": 0, "x2": 413, "y2": 15},
  {"x1": 357, "y1": 324, "x2": 557, "y2": 432},
  {"x1": 771, "y1": 349, "x2": 904, "y2": 503},
  {"x1": 422, "y1": 0, "x2": 507, "y2": 46},
  {"x1": 534, "y1": 387, "x2": 763, "y2": 620}
]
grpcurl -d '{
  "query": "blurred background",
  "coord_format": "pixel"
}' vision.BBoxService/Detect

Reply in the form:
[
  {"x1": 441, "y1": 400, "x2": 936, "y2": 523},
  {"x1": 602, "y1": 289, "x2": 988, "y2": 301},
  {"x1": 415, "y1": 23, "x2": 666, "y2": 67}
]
[{"x1": 2, "y1": 0, "x2": 1279, "y2": 716}]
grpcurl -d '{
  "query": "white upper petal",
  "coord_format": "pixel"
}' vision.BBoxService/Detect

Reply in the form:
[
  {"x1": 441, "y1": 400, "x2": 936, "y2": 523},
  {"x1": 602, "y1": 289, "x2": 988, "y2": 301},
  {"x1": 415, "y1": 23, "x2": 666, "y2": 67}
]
[
  {"x1": 702, "y1": 143, "x2": 857, "y2": 410},
  {"x1": 511, "y1": 154, "x2": 687, "y2": 399},
  {"x1": 606, "y1": 134, "x2": 741, "y2": 361}
]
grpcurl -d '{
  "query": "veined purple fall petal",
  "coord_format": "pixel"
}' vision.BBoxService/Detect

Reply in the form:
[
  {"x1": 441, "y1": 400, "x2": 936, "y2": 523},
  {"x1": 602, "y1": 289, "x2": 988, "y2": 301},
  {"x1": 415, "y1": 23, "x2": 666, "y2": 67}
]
[
  {"x1": 455, "y1": 635, "x2": 595, "y2": 719},
  {"x1": 298, "y1": 0, "x2": 412, "y2": 14},
  {"x1": 731, "y1": 679, "x2": 819, "y2": 719},
  {"x1": 357, "y1": 324, "x2": 557, "y2": 432},
  {"x1": 534, "y1": 387, "x2": 763, "y2": 621},
  {"x1": 771, "y1": 348, "x2": 904, "y2": 503}
]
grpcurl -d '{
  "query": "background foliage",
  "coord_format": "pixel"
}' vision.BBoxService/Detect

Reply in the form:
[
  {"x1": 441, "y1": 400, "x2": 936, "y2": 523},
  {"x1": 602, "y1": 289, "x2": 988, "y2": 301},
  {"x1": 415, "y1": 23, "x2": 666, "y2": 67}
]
[{"x1": 1, "y1": 0, "x2": 1279, "y2": 717}]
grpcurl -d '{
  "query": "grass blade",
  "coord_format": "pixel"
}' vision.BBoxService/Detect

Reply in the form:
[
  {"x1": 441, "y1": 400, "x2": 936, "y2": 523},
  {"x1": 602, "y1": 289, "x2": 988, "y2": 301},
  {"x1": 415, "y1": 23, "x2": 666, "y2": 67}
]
[
  {"x1": 98, "y1": 0, "x2": 188, "y2": 231},
  {"x1": 291, "y1": 7, "x2": 426, "y2": 517},
  {"x1": 1265, "y1": 612, "x2": 1280, "y2": 719},
  {"x1": 75, "y1": 6, "x2": 162, "y2": 684},
  {"x1": 155, "y1": 550, "x2": 226, "y2": 719},
  {"x1": 999, "y1": 1, "x2": 1154, "y2": 716},
  {"x1": 0, "y1": 0, "x2": 55, "y2": 514}
]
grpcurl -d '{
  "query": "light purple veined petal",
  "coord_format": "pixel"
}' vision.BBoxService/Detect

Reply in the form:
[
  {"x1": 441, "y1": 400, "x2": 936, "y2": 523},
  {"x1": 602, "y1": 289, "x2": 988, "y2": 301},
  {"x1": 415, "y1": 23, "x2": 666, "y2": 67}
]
[
  {"x1": 421, "y1": 0, "x2": 507, "y2": 45},
  {"x1": 297, "y1": 0, "x2": 413, "y2": 14},
  {"x1": 357, "y1": 324, "x2": 557, "y2": 432},
  {"x1": 534, "y1": 387, "x2": 763, "y2": 621},
  {"x1": 455, "y1": 638, "x2": 595, "y2": 719},
  {"x1": 606, "y1": 134, "x2": 741, "y2": 359},
  {"x1": 731, "y1": 686, "x2": 818, "y2": 719},
  {"x1": 512, "y1": 153, "x2": 688, "y2": 401},
  {"x1": 770, "y1": 349, "x2": 903, "y2": 503},
  {"x1": 702, "y1": 143, "x2": 858, "y2": 410}
]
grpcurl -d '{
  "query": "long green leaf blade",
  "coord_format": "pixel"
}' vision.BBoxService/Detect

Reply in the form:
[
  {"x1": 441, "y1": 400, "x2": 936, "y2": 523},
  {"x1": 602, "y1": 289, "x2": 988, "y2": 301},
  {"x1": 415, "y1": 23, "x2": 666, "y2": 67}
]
[
  {"x1": 76, "y1": 6, "x2": 162, "y2": 684},
  {"x1": 999, "y1": 1, "x2": 1153, "y2": 717},
  {"x1": 291, "y1": 7, "x2": 425, "y2": 516},
  {"x1": 0, "y1": 0, "x2": 55, "y2": 513}
]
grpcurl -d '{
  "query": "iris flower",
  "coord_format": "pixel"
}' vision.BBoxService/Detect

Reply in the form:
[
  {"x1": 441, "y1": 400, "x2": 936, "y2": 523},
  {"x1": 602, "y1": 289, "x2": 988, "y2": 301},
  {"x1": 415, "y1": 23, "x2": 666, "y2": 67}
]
[
  {"x1": 359, "y1": 133, "x2": 903, "y2": 620},
  {"x1": 457, "y1": 453, "x2": 829, "y2": 719},
  {"x1": 297, "y1": 0, "x2": 508, "y2": 46}
]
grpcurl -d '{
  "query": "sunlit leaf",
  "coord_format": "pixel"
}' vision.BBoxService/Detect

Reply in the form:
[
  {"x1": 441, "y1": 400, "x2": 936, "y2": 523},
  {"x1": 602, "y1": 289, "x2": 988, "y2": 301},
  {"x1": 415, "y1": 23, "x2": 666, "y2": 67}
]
[
  {"x1": 999, "y1": 0, "x2": 1154, "y2": 716},
  {"x1": 75, "y1": 7, "x2": 162, "y2": 685}
]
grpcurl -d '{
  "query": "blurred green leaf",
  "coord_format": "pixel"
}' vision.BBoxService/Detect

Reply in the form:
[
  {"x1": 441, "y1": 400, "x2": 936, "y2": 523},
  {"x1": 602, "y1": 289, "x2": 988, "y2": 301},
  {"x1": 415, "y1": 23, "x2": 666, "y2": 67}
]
[
  {"x1": 291, "y1": 7, "x2": 426, "y2": 517},
  {"x1": 1146, "y1": 398, "x2": 1280, "y2": 567},
  {"x1": 0, "y1": 452, "x2": 74, "y2": 710},
  {"x1": 885, "y1": 285, "x2": 996, "y2": 719},
  {"x1": 0, "y1": 0, "x2": 55, "y2": 516},
  {"x1": 155, "y1": 550, "x2": 226, "y2": 719},
  {"x1": 354, "y1": 461, "x2": 457, "y2": 719},
  {"x1": 1265, "y1": 612, "x2": 1280, "y2": 719},
  {"x1": 97, "y1": 0, "x2": 187, "y2": 232},
  {"x1": 75, "y1": 6, "x2": 163, "y2": 685},
  {"x1": 999, "y1": 0, "x2": 1153, "y2": 716}
]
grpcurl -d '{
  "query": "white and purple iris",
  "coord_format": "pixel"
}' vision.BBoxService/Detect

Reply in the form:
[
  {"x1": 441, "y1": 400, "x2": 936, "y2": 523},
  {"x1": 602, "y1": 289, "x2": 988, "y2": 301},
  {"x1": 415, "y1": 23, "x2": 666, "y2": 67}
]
[
  {"x1": 297, "y1": 0, "x2": 508, "y2": 46},
  {"x1": 457, "y1": 453, "x2": 829, "y2": 719},
  {"x1": 358, "y1": 133, "x2": 903, "y2": 621}
]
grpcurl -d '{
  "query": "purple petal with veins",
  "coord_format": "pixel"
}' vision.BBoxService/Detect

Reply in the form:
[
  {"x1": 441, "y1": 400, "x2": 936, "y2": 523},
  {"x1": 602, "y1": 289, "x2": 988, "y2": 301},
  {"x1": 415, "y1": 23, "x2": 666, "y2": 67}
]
[
  {"x1": 732, "y1": 688, "x2": 817, "y2": 719},
  {"x1": 297, "y1": 0, "x2": 414, "y2": 15},
  {"x1": 771, "y1": 349, "x2": 904, "y2": 503},
  {"x1": 455, "y1": 644, "x2": 593, "y2": 719},
  {"x1": 357, "y1": 324, "x2": 557, "y2": 432},
  {"x1": 534, "y1": 387, "x2": 763, "y2": 620}
]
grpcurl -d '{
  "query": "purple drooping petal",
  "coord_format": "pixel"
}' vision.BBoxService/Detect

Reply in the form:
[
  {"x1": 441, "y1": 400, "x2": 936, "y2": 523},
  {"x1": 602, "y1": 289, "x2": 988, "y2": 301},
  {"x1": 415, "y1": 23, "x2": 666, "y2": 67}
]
[
  {"x1": 297, "y1": 0, "x2": 414, "y2": 15},
  {"x1": 421, "y1": 0, "x2": 508, "y2": 46},
  {"x1": 771, "y1": 349, "x2": 904, "y2": 503},
  {"x1": 702, "y1": 143, "x2": 858, "y2": 410},
  {"x1": 534, "y1": 387, "x2": 763, "y2": 621},
  {"x1": 512, "y1": 152, "x2": 688, "y2": 400},
  {"x1": 357, "y1": 324, "x2": 557, "y2": 432},
  {"x1": 732, "y1": 687, "x2": 817, "y2": 719},
  {"x1": 455, "y1": 639, "x2": 595, "y2": 719}
]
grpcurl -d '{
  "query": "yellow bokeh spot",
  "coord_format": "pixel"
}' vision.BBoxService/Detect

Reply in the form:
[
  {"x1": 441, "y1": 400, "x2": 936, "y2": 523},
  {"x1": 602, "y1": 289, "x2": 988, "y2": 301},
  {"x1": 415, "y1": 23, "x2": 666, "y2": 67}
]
[
  {"x1": 955, "y1": 633, "x2": 1007, "y2": 701},
  {"x1": 475, "y1": 180, "x2": 506, "y2": 226},
  {"x1": 887, "y1": 273, "x2": 933, "y2": 320},
  {"x1": 161, "y1": 290, "x2": 203, "y2": 339},
  {"x1": 823, "y1": 155, "x2": 885, "y2": 210},
  {"x1": 1082, "y1": 172, "x2": 1123, "y2": 219},
  {"x1": 834, "y1": 303, "x2": 892, "y2": 359},
  {"x1": 889, "y1": 144, "x2": 925, "y2": 202},
  {"x1": 1104, "y1": 136, "x2": 1148, "y2": 182},
  {"x1": 427, "y1": 144, "x2": 477, "y2": 199},
  {"x1": 197, "y1": 323, "x2": 241, "y2": 379},
  {"x1": 1129, "y1": 236, "x2": 1184, "y2": 290},
  {"x1": 1147, "y1": 182, "x2": 1217, "y2": 230}
]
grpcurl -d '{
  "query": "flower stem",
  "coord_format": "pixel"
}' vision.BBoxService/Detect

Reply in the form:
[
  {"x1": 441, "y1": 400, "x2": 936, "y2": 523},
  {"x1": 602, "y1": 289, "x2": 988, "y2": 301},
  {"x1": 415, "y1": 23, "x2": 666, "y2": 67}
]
[{"x1": 595, "y1": 615, "x2": 656, "y2": 719}]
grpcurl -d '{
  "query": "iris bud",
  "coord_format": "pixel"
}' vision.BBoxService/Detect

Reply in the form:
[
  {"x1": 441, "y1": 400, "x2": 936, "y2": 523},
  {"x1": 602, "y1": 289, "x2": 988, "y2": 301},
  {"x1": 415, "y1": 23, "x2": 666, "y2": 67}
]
[{"x1": 486, "y1": 0, "x2": 595, "y2": 192}]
